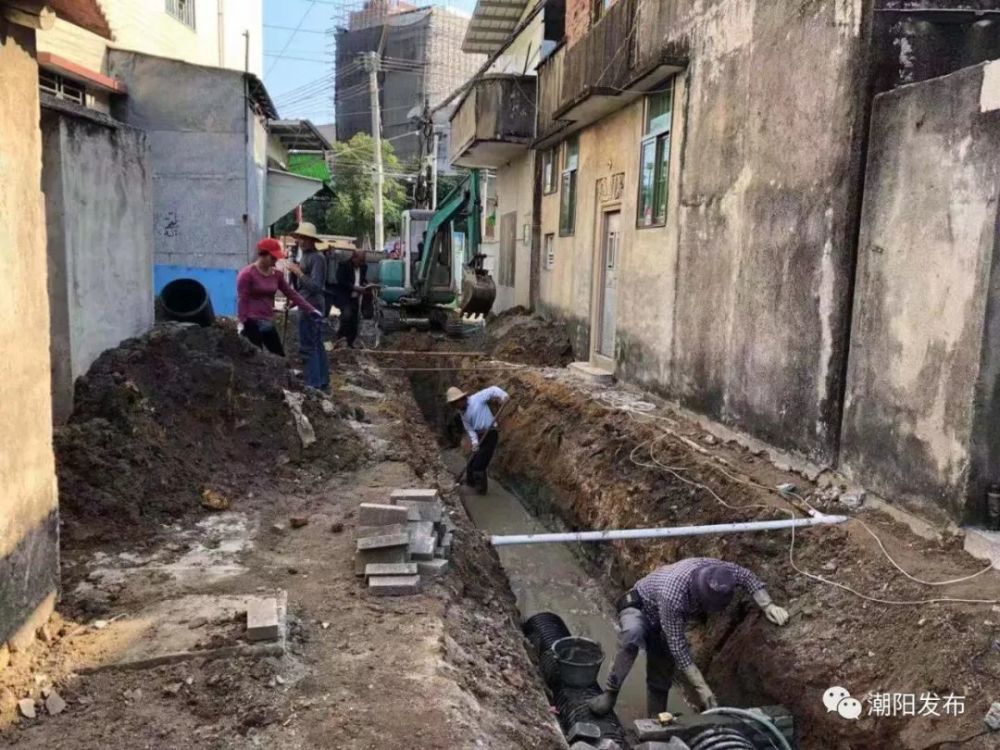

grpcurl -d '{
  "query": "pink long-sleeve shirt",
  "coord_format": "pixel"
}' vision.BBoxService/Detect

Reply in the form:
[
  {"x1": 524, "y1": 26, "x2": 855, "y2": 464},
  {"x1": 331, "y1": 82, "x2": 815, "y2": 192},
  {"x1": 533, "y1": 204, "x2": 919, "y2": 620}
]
[{"x1": 236, "y1": 263, "x2": 317, "y2": 323}]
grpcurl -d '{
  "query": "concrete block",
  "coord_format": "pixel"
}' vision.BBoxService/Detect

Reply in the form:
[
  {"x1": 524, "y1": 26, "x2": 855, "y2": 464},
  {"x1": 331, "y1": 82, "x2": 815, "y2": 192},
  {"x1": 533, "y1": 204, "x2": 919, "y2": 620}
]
[
  {"x1": 408, "y1": 520, "x2": 435, "y2": 541},
  {"x1": 395, "y1": 499, "x2": 442, "y2": 523},
  {"x1": 985, "y1": 701, "x2": 1000, "y2": 731},
  {"x1": 634, "y1": 742, "x2": 690, "y2": 750},
  {"x1": 391, "y1": 488, "x2": 440, "y2": 503},
  {"x1": 356, "y1": 532, "x2": 410, "y2": 551},
  {"x1": 246, "y1": 597, "x2": 280, "y2": 642},
  {"x1": 567, "y1": 722, "x2": 601, "y2": 743},
  {"x1": 441, "y1": 531, "x2": 453, "y2": 548},
  {"x1": 357, "y1": 523, "x2": 408, "y2": 539},
  {"x1": 368, "y1": 575, "x2": 421, "y2": 596},
  {"x1": 409, "y1": 534, "x2": 436, "y2": 560},
  {"x1": 365, "y1": 562, "x2": 418, "y2": 578},
  {"x1": 568, "y1": 361, "x2": 615, "y2": 385},
  {"x1": 417, "y1": 559, "x2": 449, "y2": 577},
  {"x1": 357, "y1": 503, "x2": 409, "y2": 526},
  {"x1": 354, "y1": 545, "x2": 409, "y2": 576},
  {"x1": 435, "y1": 546, "x2": 447, "y2": 559},
  {"x1": 964, "y1": 527, "x2": 1000, "y2": 568}
]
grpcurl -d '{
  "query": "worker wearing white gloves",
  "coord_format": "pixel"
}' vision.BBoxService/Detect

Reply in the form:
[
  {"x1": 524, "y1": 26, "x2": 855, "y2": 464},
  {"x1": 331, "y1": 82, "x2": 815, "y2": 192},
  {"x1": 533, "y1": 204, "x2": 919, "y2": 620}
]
[{"x1": 589, "y1": 558, "x2": 789, "y2": 717}]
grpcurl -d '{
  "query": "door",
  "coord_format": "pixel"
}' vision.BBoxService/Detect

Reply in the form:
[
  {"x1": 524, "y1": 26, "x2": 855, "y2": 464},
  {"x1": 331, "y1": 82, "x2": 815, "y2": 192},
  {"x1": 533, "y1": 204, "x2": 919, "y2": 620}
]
[{"x1": 597, "y1": 211, "x2": 620, "y2": 358}]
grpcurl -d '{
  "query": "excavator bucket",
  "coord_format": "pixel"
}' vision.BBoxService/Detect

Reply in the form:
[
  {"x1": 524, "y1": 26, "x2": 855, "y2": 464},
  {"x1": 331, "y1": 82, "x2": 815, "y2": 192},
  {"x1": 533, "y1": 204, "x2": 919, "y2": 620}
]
[{"x1": 460, "y1": 267, "x2": 496, "y2": 317}]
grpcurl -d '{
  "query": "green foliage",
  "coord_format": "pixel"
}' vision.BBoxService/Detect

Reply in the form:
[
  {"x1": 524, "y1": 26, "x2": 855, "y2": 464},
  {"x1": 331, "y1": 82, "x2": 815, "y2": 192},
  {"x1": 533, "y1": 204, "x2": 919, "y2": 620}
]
[{"x1": 326, "y1": 133, "x2": 408, "y2": 245}]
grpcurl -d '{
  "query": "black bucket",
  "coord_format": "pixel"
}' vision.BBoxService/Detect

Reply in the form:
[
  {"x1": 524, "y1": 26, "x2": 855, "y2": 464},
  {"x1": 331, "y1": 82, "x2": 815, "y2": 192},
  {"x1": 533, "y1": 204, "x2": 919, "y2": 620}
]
[
  {"x1": 160, "y1": 278, "x2": 215, "y2": 327},
  {"x1": 552, "y1": 636, "x2": 604, "y2": 688}
]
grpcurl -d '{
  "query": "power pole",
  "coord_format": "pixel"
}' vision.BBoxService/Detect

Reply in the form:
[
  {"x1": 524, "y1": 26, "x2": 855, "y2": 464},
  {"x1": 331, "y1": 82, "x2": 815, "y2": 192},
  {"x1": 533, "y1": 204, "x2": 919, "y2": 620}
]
[
  {"x1": 430, "y1": 132, "x2": 439, "y2": 210},
  {"x1": 365, "y1": 51, "x2": 385, "y2": 253}
]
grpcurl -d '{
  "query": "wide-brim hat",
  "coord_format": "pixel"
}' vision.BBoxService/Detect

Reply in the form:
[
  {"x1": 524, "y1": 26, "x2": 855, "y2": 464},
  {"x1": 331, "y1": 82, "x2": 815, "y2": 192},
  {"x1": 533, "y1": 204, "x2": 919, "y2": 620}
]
[
  {"x1": 292, "y1": 222, "x2": 329, "y2": 250},
  {"x1": 446, "y1": 386, "x2": 467, "y2": 404},
  {"x1": 691, "y1": 563, "x2": 737, "y2": 613}
]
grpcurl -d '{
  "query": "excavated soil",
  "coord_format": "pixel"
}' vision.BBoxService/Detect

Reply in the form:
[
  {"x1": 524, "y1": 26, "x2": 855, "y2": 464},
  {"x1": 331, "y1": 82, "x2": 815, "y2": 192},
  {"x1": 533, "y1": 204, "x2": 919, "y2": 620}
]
[
  {"x1": 423, "y1": 365, "x2": 1000, "y2": 750},
  {"x1": 55, "y1": 322, "x2": 366, "y2": 547},
  {"x1": 482, "y1": 309, "x2": 574, "y2": 367}
]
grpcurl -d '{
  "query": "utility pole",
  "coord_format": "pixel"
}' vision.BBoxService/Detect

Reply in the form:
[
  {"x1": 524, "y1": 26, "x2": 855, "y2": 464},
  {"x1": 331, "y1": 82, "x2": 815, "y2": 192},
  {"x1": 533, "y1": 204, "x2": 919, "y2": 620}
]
[
  {"x1": 365, "y1": 51, "x2": 385, "y2": 253},
  {"x1": 430, "y1": 131, "x2": 439, "y2": 210}
]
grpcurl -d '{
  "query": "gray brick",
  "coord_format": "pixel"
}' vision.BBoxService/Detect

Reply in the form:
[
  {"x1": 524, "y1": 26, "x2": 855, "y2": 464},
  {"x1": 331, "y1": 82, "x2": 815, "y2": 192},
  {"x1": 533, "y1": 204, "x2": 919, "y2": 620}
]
[
  {"x1": 356, "y1": 532, "x2": 410, "y2": 551},
  {"x1": 441, "y1": 531, "x2": 453, "y2": 548},
  {"x1": 357, "y1": 503, "x2": 408, "y2": 526},
  {"x1": 246, "y1": 598, "x2": 279, "y2": 642},
  {"x1": 357, "y1": 523, "x2": 407, "y2": 539},
  {"x1": 568, "y1": 722, "x2": 601, "y2": 743},
  {"x1": 390, "y1": 488, "x2": 439, "y2": 503},
  {"x1": 409, "y1": 534, "x2": 436, "y2": 560},
  {"x1": 365, "y1": 562, "x2": 418, "y2": 578},
  {"x1": 407, "y1": 520, "x2": 435, "y2": 541},
  {"x1": 435, "y1": 545, "x2": 447, "y2": 559},
  {"x1": 417, "y1": 558, "x2": 449, "y2": 577},
  {"x1": 368, "y1": 574, "x2": 421, "y2": 596},
  {"x1": 394, "y1": 499, "x2": 442, "y2": 523},
  {"x1": 354, "y1": 545, "x2": 409, "y2": 576}
]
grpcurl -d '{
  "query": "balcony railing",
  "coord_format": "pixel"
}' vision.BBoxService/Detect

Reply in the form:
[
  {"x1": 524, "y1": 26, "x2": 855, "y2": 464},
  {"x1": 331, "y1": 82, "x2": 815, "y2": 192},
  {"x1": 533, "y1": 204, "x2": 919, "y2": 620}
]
[
  {"x1": 560, "y1": 0, "x2": 636, "y2": 110},
  {"x1": 449, "y1": 74, "x2": 536, "y2": 168}
]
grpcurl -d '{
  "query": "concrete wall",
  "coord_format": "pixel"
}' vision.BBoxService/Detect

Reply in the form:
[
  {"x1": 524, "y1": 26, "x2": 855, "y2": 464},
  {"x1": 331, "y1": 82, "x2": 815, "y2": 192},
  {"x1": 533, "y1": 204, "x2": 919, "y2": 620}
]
[
  {"x1": 539, "y1": 0, "x2": 871, "y2": 464},
  {"x1": 0, "y1": 22, "x2": 59, "y2": 649},
  {"x1": 494, "y1": 151, "x2": 534, "y2": 311},
  {"x1": 842, "y1": 60, "x2": 1000, "y2": 523},
  {"x1": 37, "y1": 0, "x2": 263, "y2": 75},
  {"x1": 108, "y1": 51, "x2": 266, "y2": 316},
  {"x1": 41, "y1": 100, "x2": 154, "y2": 424}
]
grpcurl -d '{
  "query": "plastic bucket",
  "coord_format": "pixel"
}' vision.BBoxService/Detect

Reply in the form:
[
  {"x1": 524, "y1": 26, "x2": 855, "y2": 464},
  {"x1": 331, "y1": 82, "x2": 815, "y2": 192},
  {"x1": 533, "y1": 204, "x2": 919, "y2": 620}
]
[{"x1": 551, "y1": 636, "x2": 604, "y2": 688}]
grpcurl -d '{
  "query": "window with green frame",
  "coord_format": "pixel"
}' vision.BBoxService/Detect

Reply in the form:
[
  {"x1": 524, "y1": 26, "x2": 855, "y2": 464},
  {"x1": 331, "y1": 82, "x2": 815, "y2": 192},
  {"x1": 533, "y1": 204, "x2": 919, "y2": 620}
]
[
  {"x1": 637, "y1": 79, "x2": 674, "y2": 228},
  {"x1": 559, "y1": 136, "x2": 579, "y2": 236}
]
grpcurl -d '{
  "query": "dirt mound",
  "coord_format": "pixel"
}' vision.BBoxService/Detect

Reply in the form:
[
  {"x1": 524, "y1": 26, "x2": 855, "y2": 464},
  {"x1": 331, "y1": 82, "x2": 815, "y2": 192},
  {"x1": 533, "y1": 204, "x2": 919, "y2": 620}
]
[
  {"x1": 55, "y1": 322, "x2": 365, "y2": 545},
  {"x1": 485, "y1": 311, "x2": 573, "y2": 367}
]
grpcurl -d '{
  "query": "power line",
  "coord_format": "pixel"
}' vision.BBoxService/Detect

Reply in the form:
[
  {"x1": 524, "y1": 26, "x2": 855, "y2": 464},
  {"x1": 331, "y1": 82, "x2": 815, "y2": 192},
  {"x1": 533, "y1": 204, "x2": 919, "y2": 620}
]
[
  {"x1": 265, "y1": 0, "x2": 319, "y2": 78},
  {"x1": 264, "y1": 24, "x2": 327, "y2": 35}
]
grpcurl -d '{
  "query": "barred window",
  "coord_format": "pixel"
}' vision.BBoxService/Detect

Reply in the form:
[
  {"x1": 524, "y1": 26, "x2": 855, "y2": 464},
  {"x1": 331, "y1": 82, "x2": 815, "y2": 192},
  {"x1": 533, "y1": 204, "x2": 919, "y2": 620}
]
[
  {"x1": 39, "y1": 71, "x2": 85, "y2": 105},
  {"x1": 166, "y1": 0, "x2": 196, "y2": 29}
]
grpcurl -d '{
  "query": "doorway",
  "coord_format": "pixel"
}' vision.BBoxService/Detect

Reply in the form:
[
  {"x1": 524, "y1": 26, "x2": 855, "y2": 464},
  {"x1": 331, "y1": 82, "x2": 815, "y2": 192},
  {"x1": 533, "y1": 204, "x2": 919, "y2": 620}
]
[{"x1": 596, "y1": 210, "x2": 620, "y2": 359}]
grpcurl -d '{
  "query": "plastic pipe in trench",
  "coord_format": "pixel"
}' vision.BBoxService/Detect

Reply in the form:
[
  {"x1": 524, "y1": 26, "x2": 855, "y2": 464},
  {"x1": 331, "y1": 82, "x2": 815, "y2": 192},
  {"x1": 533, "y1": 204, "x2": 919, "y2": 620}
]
[{"x1": 490, "y1": 514, "x2": 848, "y2": 547}]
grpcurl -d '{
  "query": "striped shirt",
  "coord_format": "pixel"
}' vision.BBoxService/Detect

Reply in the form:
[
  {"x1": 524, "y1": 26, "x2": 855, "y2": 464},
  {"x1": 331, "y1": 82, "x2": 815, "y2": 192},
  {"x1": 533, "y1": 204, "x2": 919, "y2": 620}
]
[{"x1": 635, "y1": 558, "x2": 765, "y2": 670}]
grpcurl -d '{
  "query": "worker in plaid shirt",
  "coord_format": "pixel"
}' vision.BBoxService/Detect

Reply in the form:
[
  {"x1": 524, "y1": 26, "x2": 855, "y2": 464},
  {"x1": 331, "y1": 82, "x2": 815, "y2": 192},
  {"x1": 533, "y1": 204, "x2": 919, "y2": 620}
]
[{"x1": 590, "y1": 558, "x2": 789, "y2": 717}]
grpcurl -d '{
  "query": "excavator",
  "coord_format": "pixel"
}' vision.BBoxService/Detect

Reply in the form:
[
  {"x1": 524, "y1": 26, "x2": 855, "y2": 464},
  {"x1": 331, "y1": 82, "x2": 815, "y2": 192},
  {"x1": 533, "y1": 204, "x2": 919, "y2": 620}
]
[{"x1": 377, "y1": 169, "x2": 496, "y2": 335}]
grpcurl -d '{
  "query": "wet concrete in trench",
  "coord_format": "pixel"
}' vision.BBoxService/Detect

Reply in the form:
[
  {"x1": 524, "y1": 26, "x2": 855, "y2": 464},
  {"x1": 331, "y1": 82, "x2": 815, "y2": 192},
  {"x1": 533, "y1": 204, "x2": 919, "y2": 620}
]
[{"x1": 443, "y1": 450, "x2": 686, "y2": 730}]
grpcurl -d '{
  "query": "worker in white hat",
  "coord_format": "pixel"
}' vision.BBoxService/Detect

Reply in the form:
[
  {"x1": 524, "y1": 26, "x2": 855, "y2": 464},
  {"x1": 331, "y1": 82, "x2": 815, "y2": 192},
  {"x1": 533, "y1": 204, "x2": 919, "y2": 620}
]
[
  {"x1": 447, "y1": 385, "x2": 510, "y2": 494},
  {"x1": 288, "y1": 222, "x2": 329, "y2": 362}
]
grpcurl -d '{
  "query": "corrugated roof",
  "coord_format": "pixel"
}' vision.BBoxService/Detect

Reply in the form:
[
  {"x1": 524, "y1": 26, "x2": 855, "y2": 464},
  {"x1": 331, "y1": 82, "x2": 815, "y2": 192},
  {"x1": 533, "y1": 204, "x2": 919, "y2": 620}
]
[{"x1": 462, "y1": 0, "x2": 530, "y2": 54}]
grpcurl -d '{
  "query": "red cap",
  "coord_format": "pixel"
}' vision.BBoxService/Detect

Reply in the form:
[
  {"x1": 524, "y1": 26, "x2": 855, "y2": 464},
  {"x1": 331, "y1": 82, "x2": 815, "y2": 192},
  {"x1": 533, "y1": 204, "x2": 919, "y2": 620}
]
[{"x1": 257, "y1": 238, "x2": 286, "y2": 260}]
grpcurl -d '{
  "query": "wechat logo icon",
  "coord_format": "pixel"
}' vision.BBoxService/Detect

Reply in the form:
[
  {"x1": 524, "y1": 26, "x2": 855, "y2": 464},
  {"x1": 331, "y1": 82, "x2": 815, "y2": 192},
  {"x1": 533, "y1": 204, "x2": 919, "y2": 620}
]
[{"x1": 824, "y1": 686, "x2": 862, "y2": 720}]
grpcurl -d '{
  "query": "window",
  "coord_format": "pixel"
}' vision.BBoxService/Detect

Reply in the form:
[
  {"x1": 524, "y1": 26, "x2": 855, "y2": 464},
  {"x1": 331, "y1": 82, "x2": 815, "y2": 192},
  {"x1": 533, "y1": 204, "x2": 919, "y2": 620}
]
[
  {"x1": 544, "y1": 233, "x2": 555, "y2": 270},
  {"x1": 559, "y1": 136, "x2": 579, "y2": 236},
  {"x1": 592, "y1": 0, "x2": 613, "y2": 22},
  {"x1": 637, "y1": 79, "x2": 674, "y2": 228},
  {"x1": 39, "y1": 71, "x2": 85, "y2": 105},
  {"x1": 542, "y1": 148, "x2": 557, "y2": 195},
  {"x1": 166, "y1": 0, "x2": 196, "y2": 29}
]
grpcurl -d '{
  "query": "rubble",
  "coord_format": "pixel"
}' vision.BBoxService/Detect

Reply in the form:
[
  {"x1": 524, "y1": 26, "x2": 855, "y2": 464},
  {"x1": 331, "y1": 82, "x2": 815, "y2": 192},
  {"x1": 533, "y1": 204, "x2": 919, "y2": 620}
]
[
  {"x1": 45, "y1": 691, "x2": 67, "y2": 716},
  {"x1": 18, "y1": 698, "x2": 37, "y2": 719}
]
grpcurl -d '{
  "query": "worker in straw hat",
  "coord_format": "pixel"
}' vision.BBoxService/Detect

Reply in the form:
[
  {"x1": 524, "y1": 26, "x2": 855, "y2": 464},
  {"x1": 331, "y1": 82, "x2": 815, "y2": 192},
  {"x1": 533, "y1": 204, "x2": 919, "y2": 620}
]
[
  {"x1": 447, "y1": 385, "x2": 510, "y2": 494},
  {"x1": 589, "y1": 557, "x2": 789, "y2": 718},
  {"x1": 287, "y1": 222, "x2": 329, "y2": 360}
]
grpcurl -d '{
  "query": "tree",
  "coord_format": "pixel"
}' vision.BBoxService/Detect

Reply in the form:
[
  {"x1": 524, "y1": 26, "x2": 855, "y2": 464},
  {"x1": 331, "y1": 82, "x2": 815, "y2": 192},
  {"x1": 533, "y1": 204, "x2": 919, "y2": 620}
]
[{"x1": 326, "y1": 133, "x2": 409, "y2": 245}]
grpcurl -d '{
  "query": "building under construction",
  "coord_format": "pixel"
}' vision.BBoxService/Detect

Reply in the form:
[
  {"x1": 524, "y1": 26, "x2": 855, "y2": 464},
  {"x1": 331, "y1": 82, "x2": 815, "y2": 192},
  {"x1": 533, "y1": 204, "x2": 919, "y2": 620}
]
[{"x1": 333, "y1": 1, "x2": 485, "y2": 165}]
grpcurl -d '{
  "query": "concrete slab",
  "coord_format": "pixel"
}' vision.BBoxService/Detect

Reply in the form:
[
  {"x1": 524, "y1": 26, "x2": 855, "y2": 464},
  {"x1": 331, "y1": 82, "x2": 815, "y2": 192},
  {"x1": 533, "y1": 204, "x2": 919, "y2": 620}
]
[
  {"x1": 368, "y1": 574, "x2": 421, "y2": 596},
  {"x1": 394, "y1": 499, "x2": 442, "y2": 523},
  {"x1": 246, "y1": 597, "x2": 280, "y2": 642},
  {"x1": 356, "y1": 532, "x2": 410, "y2": 551},
  {"x1": 568, "y1": 722, "x2": 601, "y2": 743},
  {"x1": 357, "y1": 503, "x2": 409, "y2": 527},
  {"x1": 365, "y1": 562, "x2": 418, "y2": 579},
  {"x1": 357, "y1": 523, "x2": 408, "y2": 539},
  {"x1": 407, "y1": 520, "x2": 435, "y2": 541},
  {"x1": 634, "y1": 741, "x2": 690, "y2": 750},
  {"x1": 83, "y1": 592, "x2": 287, "y2": 672},
  {"x1": 390, "y1": 488, "x2": 440, "y2": 503},
  {"x1": 409, "y1": 534, "x2": 436, "y2": 560},
  {"x1": 417, "y1": 559, "x2": 449, "y2": 577},
  {"x1": 964, "y1": 527, "x2": 1000, "y2": 568},
  {"x1": 354, "y1": 545, "x2": 409, "y2": 576},
  {"x1": 568, "y1": 361, "x2": 615, "y2": 385}
]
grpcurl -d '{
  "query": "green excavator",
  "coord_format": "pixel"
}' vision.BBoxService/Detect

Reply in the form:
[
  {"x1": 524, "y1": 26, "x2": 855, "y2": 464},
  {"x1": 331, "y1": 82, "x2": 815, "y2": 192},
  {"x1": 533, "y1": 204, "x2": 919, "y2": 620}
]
[{"x1": 377, "y1": 168, "x2": 496, "y2": 334}]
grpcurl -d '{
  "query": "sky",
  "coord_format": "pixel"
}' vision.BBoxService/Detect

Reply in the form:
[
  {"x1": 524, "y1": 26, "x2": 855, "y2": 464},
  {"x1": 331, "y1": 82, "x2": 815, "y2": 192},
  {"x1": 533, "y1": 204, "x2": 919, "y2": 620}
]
[{"x1": 264, "y1": 0, "x2": 477, "y2": 126}]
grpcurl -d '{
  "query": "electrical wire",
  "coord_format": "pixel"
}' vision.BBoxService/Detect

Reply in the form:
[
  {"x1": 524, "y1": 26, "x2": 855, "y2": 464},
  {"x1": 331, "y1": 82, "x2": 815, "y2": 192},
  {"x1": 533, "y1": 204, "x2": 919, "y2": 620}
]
[{"x1": 265, "y1": 0, "x2": 320, "y2": 78}]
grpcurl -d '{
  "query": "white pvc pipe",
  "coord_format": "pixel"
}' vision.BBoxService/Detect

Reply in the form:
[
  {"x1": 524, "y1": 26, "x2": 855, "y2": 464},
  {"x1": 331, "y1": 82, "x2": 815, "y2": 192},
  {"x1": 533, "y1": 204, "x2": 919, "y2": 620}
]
[{"x1": 489, "y1": 514, "x2": 848, "y2": 546}]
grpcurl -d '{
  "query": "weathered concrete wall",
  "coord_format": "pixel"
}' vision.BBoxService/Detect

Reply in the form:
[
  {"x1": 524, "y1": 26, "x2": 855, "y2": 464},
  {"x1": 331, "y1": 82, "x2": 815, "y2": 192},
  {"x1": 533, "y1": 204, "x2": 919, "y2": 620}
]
[
  {"x1": 494, "y1": 151, "x2": 534, "y2": 312},
  {"x1": 842, "y1": 60, "x2": 1000, "y2": 523},
  {"x1": 540, "y1": 0, "x2": 871, "y2": 463},
  {"x1": 41, "y1": 100, "x2": 154, "y2": 424},
  {"x1": 107, "y1": 51, "x2": 266, "y2": 316},
  {"x1": 0, "y1": 22, "x2": 59, "y2": 648}
]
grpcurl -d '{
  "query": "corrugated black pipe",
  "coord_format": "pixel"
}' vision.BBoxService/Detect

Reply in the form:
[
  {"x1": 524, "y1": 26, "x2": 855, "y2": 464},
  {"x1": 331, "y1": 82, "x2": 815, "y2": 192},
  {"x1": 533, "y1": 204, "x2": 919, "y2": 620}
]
[
  {"x1": 160, "y1": 278, "x2": 215, "y2": 327},
  {"x1": 689, "y1": 726, "x2": 755, "y2": 750},
  {"x1": 522, "y1": 612, "x2": 627, "y2": 746}
]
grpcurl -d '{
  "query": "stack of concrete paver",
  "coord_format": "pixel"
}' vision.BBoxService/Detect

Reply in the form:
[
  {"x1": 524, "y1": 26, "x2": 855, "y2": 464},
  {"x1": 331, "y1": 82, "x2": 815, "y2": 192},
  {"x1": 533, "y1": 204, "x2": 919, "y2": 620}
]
[{"x1": 355, "y1": 488, "x2": 454, "y2": 596}]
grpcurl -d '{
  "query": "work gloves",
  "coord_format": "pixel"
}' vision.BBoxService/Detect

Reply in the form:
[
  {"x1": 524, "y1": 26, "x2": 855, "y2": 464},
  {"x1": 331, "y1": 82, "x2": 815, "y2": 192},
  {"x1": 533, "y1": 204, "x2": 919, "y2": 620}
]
[
  {"x1": 752, "y1": 589, "x2": 790, "y2": 626},
  {"x1": 588, "y1": 688, "x2": 619, "y2": 716},
  {"x1": 682, "y1": 665, "x2": 717, "y2": 711}
]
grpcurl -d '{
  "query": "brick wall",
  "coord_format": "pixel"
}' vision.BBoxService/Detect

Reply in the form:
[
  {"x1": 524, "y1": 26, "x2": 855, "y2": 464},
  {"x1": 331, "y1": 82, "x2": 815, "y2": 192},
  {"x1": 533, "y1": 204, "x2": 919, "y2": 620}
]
[{"x1": 565, "y1": 0, "x2": 591, "y2": 46}]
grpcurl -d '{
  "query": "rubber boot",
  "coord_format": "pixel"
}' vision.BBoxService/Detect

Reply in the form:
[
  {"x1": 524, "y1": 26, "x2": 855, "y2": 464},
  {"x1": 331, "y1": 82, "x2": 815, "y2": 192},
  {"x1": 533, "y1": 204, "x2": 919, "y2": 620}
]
[
  {"x1": 646, "y1": 688, "x2": 669, "y2": 717},
  {"x1": 588, "y1": 688, "x2": 619, "y2": 716},
  {"x1": 476, "y1": 471, "x2": 488, "y2": 495}
]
